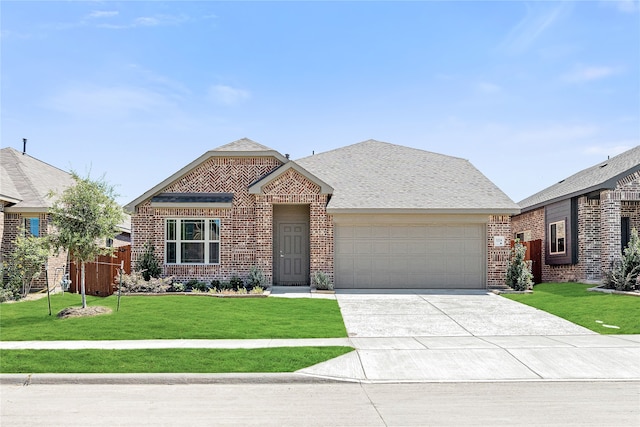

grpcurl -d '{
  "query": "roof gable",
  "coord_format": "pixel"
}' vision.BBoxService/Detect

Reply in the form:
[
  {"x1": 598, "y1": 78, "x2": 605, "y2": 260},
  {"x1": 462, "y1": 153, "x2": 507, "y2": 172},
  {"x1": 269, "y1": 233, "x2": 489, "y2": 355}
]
[
  {"x1": 519, "y1": 145, "x2": 640, "y2": 211},
  {"x1": 248, "y1": 162, "x2": 333, "y2": 195},
  {"x1": 0, "y1": 147, "x2": 74, "y2": 211},
  {"x1": 296, "y1": 140, "x2": 520, "y2": 214},
  {"x1": 125, "y1": 139, "x2": 287, "y2": 211}
]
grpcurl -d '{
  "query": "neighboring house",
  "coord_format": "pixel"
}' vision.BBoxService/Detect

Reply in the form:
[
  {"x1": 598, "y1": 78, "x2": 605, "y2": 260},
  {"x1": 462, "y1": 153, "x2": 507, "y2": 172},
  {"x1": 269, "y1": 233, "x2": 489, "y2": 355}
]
[
  {"x1": 126, "y1": 138, "x2": 520, "y2": 289},
  {"x1": 1, "y1": 146, "x2": 74, "y2": 290},
  {"x1": 0, "y1": 146, "x2": 131, "y2": 291},
  {"x1": 512, "y1": 145, "x2": 640, "y2": 283}
]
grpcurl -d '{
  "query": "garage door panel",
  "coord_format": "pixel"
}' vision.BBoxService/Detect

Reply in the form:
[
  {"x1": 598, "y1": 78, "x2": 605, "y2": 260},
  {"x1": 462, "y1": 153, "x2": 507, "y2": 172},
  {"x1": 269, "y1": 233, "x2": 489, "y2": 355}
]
[{"x1": 335, "y1": 223, "x2": 486, "y2": 289}]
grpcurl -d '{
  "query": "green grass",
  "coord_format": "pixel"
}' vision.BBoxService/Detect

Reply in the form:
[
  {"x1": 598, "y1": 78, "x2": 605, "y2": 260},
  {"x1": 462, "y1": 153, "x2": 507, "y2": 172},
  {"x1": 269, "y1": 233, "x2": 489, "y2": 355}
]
[
  {"x1": 0, "y1": 347, "x2": 354, "y2": 373},
  {"x1": 503, "y1": 283, "x2": 640, "y2": 334},
  {"x1": 0, "y1": 294, "x2": 347, "y2": 341}
]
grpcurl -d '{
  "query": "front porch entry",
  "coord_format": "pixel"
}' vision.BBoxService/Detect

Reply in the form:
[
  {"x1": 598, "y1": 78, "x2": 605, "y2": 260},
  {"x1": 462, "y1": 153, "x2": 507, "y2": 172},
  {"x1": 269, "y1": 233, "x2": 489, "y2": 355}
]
[{"x1": 273, "y1": 204, "x2": 310, "y2": 285}]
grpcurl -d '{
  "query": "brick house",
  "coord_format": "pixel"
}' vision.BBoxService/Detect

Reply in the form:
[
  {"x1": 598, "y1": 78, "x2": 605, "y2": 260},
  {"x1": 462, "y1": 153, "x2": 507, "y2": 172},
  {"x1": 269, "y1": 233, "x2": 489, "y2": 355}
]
[
  {"x1": 126, "y1": 138, "x2": 520, "y2": 289},
  {"x1": 1, "y1": 146, "x2": 130, "y2": 291},
  {"x1": 512, "y1": 145, "x2": 640, "y2": 283}
]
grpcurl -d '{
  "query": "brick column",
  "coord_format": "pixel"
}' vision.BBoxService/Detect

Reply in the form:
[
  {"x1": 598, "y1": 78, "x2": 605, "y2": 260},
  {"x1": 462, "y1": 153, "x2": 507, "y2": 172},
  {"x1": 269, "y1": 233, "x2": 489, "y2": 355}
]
[
  {"x1": 487, "y1": 215, "x2": 511, "y2": 288},
  {"x1": 578, "y1": 197, "x2": 601, "y2": 280},
  {"x1": 600, "y1": 190, "x2": 621, "y2": 272}
]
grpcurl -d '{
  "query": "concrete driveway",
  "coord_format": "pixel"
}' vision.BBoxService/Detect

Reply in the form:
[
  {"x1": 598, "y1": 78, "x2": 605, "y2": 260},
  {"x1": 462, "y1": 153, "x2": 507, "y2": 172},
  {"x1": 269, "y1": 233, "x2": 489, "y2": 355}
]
[
  {"x1": 335, "y1": 289, "x2": 594, "y2": 338},
  {"x1": 298, "y1": 289, "x2": 640, "y2": 382}
]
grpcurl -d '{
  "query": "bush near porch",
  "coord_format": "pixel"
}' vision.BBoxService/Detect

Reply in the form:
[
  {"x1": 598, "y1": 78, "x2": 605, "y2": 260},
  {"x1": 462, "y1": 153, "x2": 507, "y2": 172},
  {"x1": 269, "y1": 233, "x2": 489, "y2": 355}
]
[{"x1": 503, "y1": 283, "x2": 640, "y2": 334}]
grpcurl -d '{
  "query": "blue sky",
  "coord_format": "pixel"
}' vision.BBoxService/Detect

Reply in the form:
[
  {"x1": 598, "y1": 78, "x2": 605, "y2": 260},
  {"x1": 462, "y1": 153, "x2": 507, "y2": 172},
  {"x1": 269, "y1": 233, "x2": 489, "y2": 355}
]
[{"x1": 2, "y1": 1, "x2": 639, "y2": 206}]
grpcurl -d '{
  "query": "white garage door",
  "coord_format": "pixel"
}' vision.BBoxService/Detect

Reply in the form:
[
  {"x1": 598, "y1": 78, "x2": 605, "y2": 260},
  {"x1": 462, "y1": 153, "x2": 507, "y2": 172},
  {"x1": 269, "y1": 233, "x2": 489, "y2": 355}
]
[{"x1": 335, "y1": 223, "x2": 486, "y2": 289}]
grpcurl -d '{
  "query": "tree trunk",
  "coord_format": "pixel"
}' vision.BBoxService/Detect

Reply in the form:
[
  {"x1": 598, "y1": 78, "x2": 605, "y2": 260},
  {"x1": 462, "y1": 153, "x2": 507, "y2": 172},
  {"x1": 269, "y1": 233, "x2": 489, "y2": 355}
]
[{"x1": 81, "y1": 261, "x2": 87, "y2": 308}]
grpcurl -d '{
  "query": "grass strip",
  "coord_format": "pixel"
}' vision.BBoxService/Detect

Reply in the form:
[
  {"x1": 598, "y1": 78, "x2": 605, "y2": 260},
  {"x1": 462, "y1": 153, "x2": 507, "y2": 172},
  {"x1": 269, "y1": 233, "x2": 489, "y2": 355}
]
[
  {"x1": 0, "y1": 347, "x2": 354, "y2": 373},
  {"x1": 503, "y1": 283, "x2": 640, "y2": 334},
  {"x1": 0, "y1": 294, "x2": 347, "y2": 341}
]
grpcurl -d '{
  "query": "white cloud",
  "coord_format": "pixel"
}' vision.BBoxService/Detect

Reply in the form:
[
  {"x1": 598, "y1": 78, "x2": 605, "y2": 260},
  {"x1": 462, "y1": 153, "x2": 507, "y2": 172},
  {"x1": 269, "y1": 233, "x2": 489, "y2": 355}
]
[
  {"x1": 614, "y1": 1, "x2": 640, "y2": 13},
  {"x1": 499, "y1": 2, "x2": 572, "y2": 53},
  {"x1": 87, "y1": 11, "x2": 119, "y2": 19},
  {"x1": 476, "y1": 82, "x2": 502, "y2": 94},
  {"x1": 584, "y1": 143, "x2": 637, "y2": 157},
  {"x1": 97, "y1": 14, "x2": 189, "y2": 29},
  {"x1": 563, "y1": 65, "x2": 620, "y2": 83},
  {"x1": 44, "y1": 85, "x2": 174, "y2": 119},
  {"x1": 208, "y1": 85, "x2": 251, "y2": 106}
]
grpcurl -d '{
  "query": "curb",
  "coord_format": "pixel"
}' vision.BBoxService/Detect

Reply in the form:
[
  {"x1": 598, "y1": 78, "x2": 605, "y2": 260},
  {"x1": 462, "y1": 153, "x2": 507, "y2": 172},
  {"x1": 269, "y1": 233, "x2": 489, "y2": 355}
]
[{"x1": 0, "y1": 373, "x2": 343, "y2": 386}]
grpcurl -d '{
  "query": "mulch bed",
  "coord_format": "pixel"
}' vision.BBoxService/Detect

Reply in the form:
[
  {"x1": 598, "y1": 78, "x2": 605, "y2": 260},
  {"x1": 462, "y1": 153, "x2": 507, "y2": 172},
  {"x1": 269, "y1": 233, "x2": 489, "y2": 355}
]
[{"x1": 57, "y1": 306, "x2": 113, "y2": 319}]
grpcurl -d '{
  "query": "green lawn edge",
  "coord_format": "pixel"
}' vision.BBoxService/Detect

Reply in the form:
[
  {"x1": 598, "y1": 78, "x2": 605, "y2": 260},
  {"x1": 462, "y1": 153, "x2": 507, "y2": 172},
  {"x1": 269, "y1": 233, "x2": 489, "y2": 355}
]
[
  {"x1": 502, "y1": 283, "x2": 640, "y2": 334},
  {"x1": 0, "y1": 347, "x2": 354, "y2": 373},
  {"x1": 0, "y1": 294, "x2": 347, "y2": 341}
]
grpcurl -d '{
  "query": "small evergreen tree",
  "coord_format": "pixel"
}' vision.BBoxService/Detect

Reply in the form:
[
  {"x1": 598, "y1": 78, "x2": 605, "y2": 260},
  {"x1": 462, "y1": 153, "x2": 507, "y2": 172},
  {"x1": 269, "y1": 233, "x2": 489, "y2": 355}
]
[
  {"x1": 603, "y1": 228, "x2": 640, "y2": 291},
  {"x1": 506, "y1": 240, "x2": 533, "y2": 291},
  {"x1": 135, "y1": 241, "x2": 161, "y2": 281}
]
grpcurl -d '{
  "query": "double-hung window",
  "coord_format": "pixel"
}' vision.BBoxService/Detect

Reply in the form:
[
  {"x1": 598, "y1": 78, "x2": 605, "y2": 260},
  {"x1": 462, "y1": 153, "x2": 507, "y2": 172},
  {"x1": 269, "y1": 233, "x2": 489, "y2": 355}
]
[
  {"x1": 166, "y1": 219, "x2": 220, "y2": 264},
  {"x1": 549, "y1": 220, "x2": 566, "y2": 255}
]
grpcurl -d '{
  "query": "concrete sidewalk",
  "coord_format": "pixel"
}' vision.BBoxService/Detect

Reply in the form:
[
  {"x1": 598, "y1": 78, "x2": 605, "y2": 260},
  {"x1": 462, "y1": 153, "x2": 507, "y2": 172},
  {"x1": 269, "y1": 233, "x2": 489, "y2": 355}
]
[{"x1": 2, "y1": 335, "x2": 639, "y2": 383}]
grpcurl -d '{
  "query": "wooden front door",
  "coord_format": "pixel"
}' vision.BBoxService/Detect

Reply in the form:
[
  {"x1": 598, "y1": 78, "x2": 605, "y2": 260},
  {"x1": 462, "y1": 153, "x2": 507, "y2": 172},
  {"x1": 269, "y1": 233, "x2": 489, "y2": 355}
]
[{"x1": 277, "y1": 223, "x2": 309, "y2": 285}]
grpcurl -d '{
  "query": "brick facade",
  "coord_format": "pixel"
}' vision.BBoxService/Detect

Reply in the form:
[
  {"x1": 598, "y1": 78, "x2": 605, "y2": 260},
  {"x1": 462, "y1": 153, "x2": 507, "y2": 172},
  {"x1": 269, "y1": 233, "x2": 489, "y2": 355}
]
[
  {"x1": 1, "y1": 212, "x2": 69, "y2": 290},
  {"x1": 511, "y1": 172, "x2": 640, "y2": 283},
  {"x1": 131, "y1": 156, "x2": 335, "y2": 285}
]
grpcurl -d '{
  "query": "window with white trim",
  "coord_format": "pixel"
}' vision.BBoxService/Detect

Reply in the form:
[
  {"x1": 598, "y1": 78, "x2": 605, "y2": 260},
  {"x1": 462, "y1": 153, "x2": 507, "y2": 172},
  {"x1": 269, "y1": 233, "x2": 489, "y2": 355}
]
[
  {"x1": 165, "y1": 219, "x2": 220, "y2": 264},
  {"x1": 549, "y1": 220, "x2": 566, "y2": 255}
]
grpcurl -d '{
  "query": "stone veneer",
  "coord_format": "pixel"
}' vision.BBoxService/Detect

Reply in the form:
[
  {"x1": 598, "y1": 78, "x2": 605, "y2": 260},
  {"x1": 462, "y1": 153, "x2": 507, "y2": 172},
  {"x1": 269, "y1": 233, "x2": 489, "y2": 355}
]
[
  {"x1": 487, "y1": 215, "x2": 512, "y2": 288},
  {"x1": 511, "y1": 172, "x2": 640, "y2": 283}
]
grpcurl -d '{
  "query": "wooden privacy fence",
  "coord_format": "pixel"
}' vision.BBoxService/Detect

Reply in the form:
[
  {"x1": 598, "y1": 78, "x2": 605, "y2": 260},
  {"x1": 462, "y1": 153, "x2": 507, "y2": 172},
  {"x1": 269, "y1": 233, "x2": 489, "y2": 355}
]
[
  {"x1": 511, "y1": 239, "x2": 542, "y2": 284},
  {"x1": 70, "y1": 245, "x2": 131, "y2": 296}
]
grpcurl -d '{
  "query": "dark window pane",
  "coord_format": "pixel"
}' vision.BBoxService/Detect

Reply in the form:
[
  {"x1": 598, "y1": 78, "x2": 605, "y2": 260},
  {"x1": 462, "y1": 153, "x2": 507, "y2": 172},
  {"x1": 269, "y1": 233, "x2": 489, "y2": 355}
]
[
  {"x1": 182, "y1": 220, "x2": 204, "y2": 241},
  {"x1": 181, "y1": 242, "x2": 204, "y2": 263},
  {"x1": 557, "y1": 238, "x2": 565, "y2": 253},
  {"x1": 210, "y1": 220, "x2": 220, "y2": 241},
  {"x1": 166, "y1": 242, "x2": 176, "y2": 263},
  {"x1": 209, "y1": 242, "x2": 220, "y2": 264},
  {"x1": 550, "y1": 224, "x2": 557, "y2": 253}
]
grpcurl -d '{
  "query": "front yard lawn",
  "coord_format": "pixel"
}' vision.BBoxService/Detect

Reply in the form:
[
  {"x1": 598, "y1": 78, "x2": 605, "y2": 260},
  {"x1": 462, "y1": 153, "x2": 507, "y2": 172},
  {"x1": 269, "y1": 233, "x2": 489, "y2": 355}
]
[
  {"x1": 0, "y1": 293, "x2": 347, "y2": 341},
  {"x1": 503, "y1": 283, "x2": 640, "y2": 334},
  {"x1": 0, "y1": 347, "x2": 354, "y2": 373}
]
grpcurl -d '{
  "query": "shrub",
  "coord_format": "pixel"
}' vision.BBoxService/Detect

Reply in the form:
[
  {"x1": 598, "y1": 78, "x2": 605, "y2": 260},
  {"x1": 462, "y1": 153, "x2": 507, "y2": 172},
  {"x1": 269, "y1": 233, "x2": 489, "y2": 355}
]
[
  {"x1": 229, "y1": 275, "x2": 244, "y2": 291},
  {"x1": 312, "y1": 271, "x2": 334, "y2": 291},
  {"x1": 170, "y1": 282, "x2": 186, "y2": 292},
  {"x1": 119, "y1": 271, "x2": 172, "y2": 293},
  {"x1": 250, "y1": 286, "x2": 264, "y2": 295},
  {"x1": 1, "y1": 264, "x2": 24, "y2": 302},
  {"x1": 218, "y1": 281, "x2": 233, "y2": 291},
  {"x1": 135, "y1": 241, "x2": 162, "y2": 281},
  {"x1": 506, "y1": 240, "x2": 533, "y2": 291},
  {"x1": 603, "y1": 228, "x2": 640, "y2": 291},
  {"x1": 247, "y1": 266, "x2": 267, "y2": 290}
]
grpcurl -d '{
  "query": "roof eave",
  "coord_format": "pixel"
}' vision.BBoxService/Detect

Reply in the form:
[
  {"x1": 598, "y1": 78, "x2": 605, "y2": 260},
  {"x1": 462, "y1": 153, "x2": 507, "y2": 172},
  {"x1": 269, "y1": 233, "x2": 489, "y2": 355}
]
[
  {"x1": 327, "y1": 207, "x2": 521, "y2": 215},
  {"x1": 4, "y1": 206, "x2": 50, "y2": 213},
  {"x1": 519, "y1": 165, "x2": 640, "y2": 213}
]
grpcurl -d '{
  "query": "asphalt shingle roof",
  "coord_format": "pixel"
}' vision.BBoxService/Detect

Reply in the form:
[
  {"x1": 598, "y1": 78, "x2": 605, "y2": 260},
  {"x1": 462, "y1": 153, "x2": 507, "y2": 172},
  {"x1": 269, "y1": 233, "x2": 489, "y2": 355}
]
[
  {"x1": 519, "y1": 145, "x2": 640, "y2": 211},
  {"x1": 213, "y1": 138, "x2": 276, "y2": 152},
  {"x1": 296, "y1": 140, "x2": 519, "y2": 213},
  {"x1": 0, "y1": 147, "x2": 74, "y2": 209}
]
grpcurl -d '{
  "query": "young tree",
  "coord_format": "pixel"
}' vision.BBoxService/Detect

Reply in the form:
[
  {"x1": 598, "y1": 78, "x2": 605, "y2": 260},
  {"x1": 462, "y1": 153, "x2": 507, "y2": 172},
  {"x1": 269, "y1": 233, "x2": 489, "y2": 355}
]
[
  {"x1": 48, "y1": 172, "x2": 124, "y2": 308},
  {"x1": 4, "y1": 227, "x2": 50, "y2": 299},
  {"x1": 135, "y1": 241, "x2": 162, "y2": 281}
]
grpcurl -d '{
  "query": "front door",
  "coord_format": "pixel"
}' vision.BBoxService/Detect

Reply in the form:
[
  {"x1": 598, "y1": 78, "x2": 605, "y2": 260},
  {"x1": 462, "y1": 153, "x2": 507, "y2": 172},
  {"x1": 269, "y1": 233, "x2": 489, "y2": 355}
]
[{"x1": 277, "y1": 222, "x2": 309, "y2": 285}]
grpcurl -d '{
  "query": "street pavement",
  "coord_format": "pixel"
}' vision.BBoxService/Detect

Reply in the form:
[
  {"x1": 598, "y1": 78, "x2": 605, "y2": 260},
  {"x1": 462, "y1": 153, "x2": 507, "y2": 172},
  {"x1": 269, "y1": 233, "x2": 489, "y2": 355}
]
[{"x1": 1, "y1": 287, "x2": 639, "y2": 384}]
